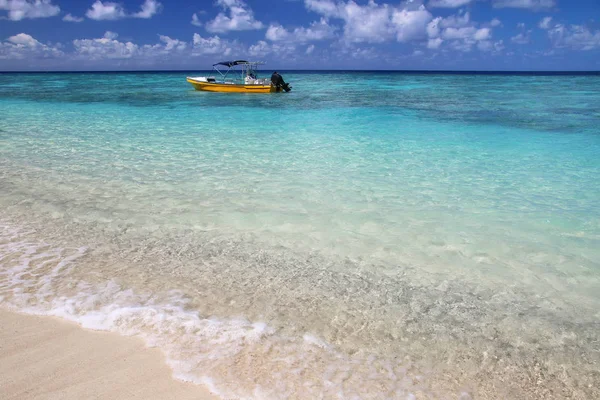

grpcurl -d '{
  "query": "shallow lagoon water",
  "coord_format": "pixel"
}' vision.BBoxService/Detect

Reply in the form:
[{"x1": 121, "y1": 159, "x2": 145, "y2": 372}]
[{"x1": 1, "y1": 72, "x2": 600, "y2": 399}]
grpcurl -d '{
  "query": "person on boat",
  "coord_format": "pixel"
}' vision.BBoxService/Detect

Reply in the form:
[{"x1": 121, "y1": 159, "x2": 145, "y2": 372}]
[{"x1": 245, "y1": 71, "x2": 257, "y2": 84}]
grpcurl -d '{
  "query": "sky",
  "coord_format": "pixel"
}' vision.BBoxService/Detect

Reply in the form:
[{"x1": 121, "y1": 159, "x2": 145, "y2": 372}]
[{"x1": 1, "y1": 0, "x2": 599, "y2": 71}]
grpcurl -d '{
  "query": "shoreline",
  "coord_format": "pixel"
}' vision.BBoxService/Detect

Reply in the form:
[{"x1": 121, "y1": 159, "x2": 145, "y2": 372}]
[{"x1": 0, "y1": 309, "x2": 218, "y2": 400}]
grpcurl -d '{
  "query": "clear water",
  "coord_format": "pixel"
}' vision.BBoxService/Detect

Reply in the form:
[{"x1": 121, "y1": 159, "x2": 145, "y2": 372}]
[{"x1": 1, "y1": 72, "x2": 599, "y2": 399}]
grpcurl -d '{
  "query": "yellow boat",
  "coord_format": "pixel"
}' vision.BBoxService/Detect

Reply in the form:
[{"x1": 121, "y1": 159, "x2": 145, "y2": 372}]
[{"x1": 186, "y1": 60, "x2": 291, "y2": 94}]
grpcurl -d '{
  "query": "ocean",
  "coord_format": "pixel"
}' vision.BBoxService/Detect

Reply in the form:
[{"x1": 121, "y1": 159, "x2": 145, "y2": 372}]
[{"x1": 1, "y1": 71, "x2": 599, "y2": 399}]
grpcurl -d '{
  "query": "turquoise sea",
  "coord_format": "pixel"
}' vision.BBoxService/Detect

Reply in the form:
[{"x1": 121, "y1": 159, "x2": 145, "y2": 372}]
[{"x1": 1, "y1": 71, "x2": 599, "y2": 399}]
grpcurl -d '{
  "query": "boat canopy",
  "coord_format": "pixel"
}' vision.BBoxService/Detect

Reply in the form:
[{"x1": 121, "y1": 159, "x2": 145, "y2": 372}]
[{"x1": 213, "y1": 60, "x2": 249, "y2": 67}]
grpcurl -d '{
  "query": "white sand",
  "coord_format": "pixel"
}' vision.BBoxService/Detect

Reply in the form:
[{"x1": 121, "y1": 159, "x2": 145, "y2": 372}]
[{"x1": 0, "y1": 309, "x2": 218, "y2": 400}]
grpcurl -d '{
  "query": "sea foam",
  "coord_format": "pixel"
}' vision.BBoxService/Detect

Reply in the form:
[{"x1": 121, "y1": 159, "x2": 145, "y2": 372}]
[{"x1": 0, "y1": 223, "x2": 424, "y2": 400}]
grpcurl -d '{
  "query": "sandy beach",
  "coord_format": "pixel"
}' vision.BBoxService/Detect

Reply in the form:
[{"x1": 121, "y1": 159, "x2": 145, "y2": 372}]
[{"x1": 0, "y1": 309, "x2": 217, "y2": 400}]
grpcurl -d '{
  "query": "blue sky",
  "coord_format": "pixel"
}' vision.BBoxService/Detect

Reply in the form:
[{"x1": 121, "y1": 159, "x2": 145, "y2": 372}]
[{"x1": 1, "y1": 0, "x2": 599, "y2": 70}]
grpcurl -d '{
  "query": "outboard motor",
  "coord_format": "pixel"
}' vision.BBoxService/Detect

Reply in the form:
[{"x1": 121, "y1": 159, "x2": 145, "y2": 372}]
[
  {"x1": 271, "y1": 71, "x2": 292, "y2": 92},
  {"x1": 281, "y1": 82, "x2": 292, "y2": 92}
]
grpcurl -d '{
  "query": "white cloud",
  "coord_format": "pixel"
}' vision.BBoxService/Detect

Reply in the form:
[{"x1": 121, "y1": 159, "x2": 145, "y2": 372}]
[
  {"x1": 511, "y1": 31, "x2": 531, "y2": 44},
  {"x1": 205, "y1": 0, "x2": 264, "y2": 33},
  {"x1": 0, "y1": 0, "x2": 60, "y2": 21},
  {"x1": 248, "y1": 40, "x2": 270, "y2": 56},
  {"x1": 490, "y1": 18, "x2": 501, "y2": 27},
  {"x1": 547, "y1": 24, "x2": 600, "y2": 51},
  {"x1": 343, "y1": 1, "x2": 395, "y2": 43},
  {"x1": 192, "y1": 33, "x2": 241, "y2": 56},
  {"x1": 306, "y1": 44, "x2": 315, "y2": 54},
  {"x1": 442, "y1": 26, "x2": 488, "y2": 40},
  {"x1": 304, "y1": 0, "x2": 433, "y2": 44},
  {"x1": 132, "y1": 0, "x2": 162, "y2": 19},
  {"x1": 63, "y1": 13, "x2": 83, "y2": 22},
  {"x1": 7, "y1": 32, "x2": 39, "y2": 45},
  {"x1": 248, "y1": 38, "x2": 300, "y2": 57},
  {"x1": 73, "y1": 31, "x2": 138, "y2": 59},
  {"x1": 305, "y1": 0, "x2": 338, "y2": 17},
  {"x1": 266, "y1": 18, "x2": 336, "y2": 43},
  {"x1": 439, "y1": 11, "x2": 470, "y2": 28},
  {"x1": 428, "y1": 0, "x2": 474, "y2": 8},
  {"x1": 140, "y1": 35, "x2": 187, "y2": 56},
  {"x1": 248, "y1": 39, "x2": 297, "y2": 57},
  {"x1": 538, "y1": 16, "x2": 552, "y2": 29},
  {"x1": 85, "y1": 0, "x2": 160, "y2": 21},
  {"x1": 0, "y1": 33, "x2": 63, "y2": 59},
  {"x1": 86, "y1": 1, "x2": 126, "y2": 20},
  {"x1": 157, "y1": 35, "x2": 186, "y2": 51},
  {"x1": 305, "y1": 0, "x2": 394, "y2": 43},
  {"x1": 70, "y1": 31, "x2": 194, "y2": 63},
  {"x1": 427, "y1": 17, "x2": 441, "y2": 38},
  {"x1": 474, "y1": 27, "x2": 490, "y2": 40},
  {"x1": 392, "y1": 6, "x2": 433, "y2": 42},
  {"x1": 103, "y1": 31, "x2": 118, "y2": 40},
  {"x1": 427, "y1": 37, "x2": 443, "y2": 49},
  {"x1": 492, "y1": 0, "x2": 555, "y2": 11},
  {"x1": 191, "y1": 12, "x2": 202, "y2": 26},
  {"x1": 477, "y1": 39, "x2": 503, "y2": 52},
  {"x1": 517, "y1": 22, "x2": 525, "y2": 29},
  {"x1": 426, "y1": 11, "x2": 498, "y2": 52}
]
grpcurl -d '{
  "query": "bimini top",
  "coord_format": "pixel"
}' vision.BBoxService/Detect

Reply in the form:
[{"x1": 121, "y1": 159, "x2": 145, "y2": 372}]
[{"x1": 213, "y1": 60, "x2": 249, "y2": 67}]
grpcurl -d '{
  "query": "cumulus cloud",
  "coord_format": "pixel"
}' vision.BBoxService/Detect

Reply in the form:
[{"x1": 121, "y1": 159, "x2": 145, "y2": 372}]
[
  {"x1": 103, "y1": 31, "x2": 118, "y2": 40},
  {"x1": 305, "y1": 0, "x2": 385, "y2": 42},
  {"x1": 191, "y1": 13, "x2": 202, "y2": 26},
  {"x1": 71, "y1": 31, "x2": 189, "y2": 61},
  {"x1": 0, "y1": 33, "x2": 63, "y2": 59},
  {"x1": 511, "y1": 31, "x2": 531, "y2": 44},
  {"x1": 425, "y1": 10, "x2": 498, "y2": 52},
  {"x1": 248, "y1": 40, "x2": 270, "y2": 56},
  {"x1": 205, "y1": 0, "x2": 264, "y2": 33},
  {"x1": 492, "y1": 0, "x2": 555, "y2": 11},
  {"x1": 427, "y1": 37, "x2": 443, "y2": 49},
  {"x1": 140, "y1": 35, "x2": 187, "y2": 56},
  {"x1": 191, "y1": 33, "x2": 243, "y2": 56},
  {"x1": 547, "y1": 24, "x2": 600, "y2": 51},
  {"x1": 442, "y1": 26, "x2": 489, "y2": 41},
  {"x1": 490, "y1": 18, "x2": 502, "y2": 27},
  {"x1": 265, "y1": 18, "x2": 336, "y2": 43},
  {"x1": 306, "y1": 44, "x2": 315, "y2": 54},
  {"x1": 476, "y1": 39, "x2": 503, "y2": 52},
  {"x1": 157, "y1": 35, "x2": 186, "y2": 51},
  {"x1": 0, "y1": 0, "x2": 60, "y2": 21},
  {"x1": 392, "y1": 5, "x2": 433, "y2": 42},
  {"x1": 63, "y1": 13, "x2": 83, "y2": 22},
  {"x1": 302, "y1": 2, "x2": 501, "y2": 52},
  {"x1": 428, "y1": 0, "x2": 474, "y2": 8},
  {"x1": 439, "y1": 11, "x2": 471, "y2": 28},
  {"x1": 538, "y1": 16, "x2": 552, "y2": 29},
  {"x1": 85, "y1": 0, "x2": 161, "y2": 20},
  {"x1": 427, "y1": 17, "x2": 441, "y2": 38},
  {"x1": 86, "y1": 1, "x2": 126, "y2": 20},
  {"x1": 248, "y1": 40, "x2": 296, "y2": 57},
  {"x1": 304, "y1": 0, "x2": 433, "y2": 44},
  {"x1": 73, "y1": 31, "x2": 137, "y2": 58},
  {"x1": 132, "y1": 0, "x2": 162, "y2": 19}
]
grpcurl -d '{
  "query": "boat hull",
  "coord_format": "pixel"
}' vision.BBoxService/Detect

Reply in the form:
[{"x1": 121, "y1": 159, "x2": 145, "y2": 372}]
[{"x1": 186, "y1": 78, "x2": 281, "y2": 93}]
